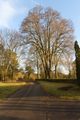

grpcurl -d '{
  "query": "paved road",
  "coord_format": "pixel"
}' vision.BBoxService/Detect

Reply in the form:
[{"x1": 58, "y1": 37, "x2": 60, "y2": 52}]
[{"x1": 0, "y1": 82, "x2": 80, "y2": 120}]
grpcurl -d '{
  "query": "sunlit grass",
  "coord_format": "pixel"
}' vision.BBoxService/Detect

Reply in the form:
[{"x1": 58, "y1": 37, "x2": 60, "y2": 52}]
[
  {"x1": 38, "y1": 81, "x2": 80, "y2": 100},
  {"x1": 0, "y1": 82, "x2": 26, "y2": 102}
]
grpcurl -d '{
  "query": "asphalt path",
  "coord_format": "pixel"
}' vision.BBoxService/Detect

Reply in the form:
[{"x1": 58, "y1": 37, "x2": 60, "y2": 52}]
[{"x1": 0, "y1": 82, "x2": 80, "y2": 120}]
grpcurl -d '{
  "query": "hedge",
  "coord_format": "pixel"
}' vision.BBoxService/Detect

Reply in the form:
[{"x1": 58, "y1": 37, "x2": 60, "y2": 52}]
[{"x1": 35, "y1": 79, "x2": 77, "y2": 83}]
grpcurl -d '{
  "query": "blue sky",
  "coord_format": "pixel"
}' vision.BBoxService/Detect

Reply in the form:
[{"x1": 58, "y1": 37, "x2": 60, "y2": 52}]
[{"x1": 0, "y1": 0, "x2": 80, "y2": 46}]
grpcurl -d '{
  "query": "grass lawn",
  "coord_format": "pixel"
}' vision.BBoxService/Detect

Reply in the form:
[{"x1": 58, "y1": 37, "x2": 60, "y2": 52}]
[
  {"x1": 0, "y1": 82, "x2": 26, "y2": 102},
  {"x1": 38, "y1": 81, "x2": 80, "y2": 100}
]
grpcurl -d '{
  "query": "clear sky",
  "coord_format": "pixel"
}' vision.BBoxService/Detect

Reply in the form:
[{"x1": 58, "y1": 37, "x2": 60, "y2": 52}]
[{"x1": 0, "y1": 0, "x2": 80, "y2": 46}]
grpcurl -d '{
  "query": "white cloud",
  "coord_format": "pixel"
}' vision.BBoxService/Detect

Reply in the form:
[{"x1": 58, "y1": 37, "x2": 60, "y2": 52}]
[
  {"x1": 31, "y1": 0, "x2": 39, "y2": 5},
  {"x1": 0, "y1": 0, "x2": 27, "y2": 28},
  {"x1": 11, "y1": 0, "x2": 27, "y2": 14},
  {"x1": 0, "y1": 1, "x2": 15, "y2": 27},
  {"x1": 0, "y1": 0, "x2": 41, "y2": 28}
]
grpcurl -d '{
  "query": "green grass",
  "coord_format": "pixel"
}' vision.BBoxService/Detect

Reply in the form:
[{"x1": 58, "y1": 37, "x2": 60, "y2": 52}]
[
  {"x1": 38, "y1": 81, "x2": 80, "y2": 100},
  {"x1": 0, "y1": 82, "x2": 26, "y2": 102}
]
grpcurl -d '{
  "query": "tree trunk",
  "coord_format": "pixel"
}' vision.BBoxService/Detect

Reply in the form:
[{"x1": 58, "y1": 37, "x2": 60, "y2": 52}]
[
  {"x1": 45, "y1": 69, "x2": 47, "y2": 79},
  {"x1": 12, "y1": 68, "x2": 13, "y2": 80},
  {"x1": 28, "y1": 74, "x2": 29, "y2": 79},
  {"x1": 37, "y1": 57, "x2": 40, "y2": 79},
  {"x1": 38, "y1": 68, "x2": 39, "y2": 79},
  {"x1": 55, "y1": 65, "x2": 58, "y2": 79},
  {"x1": 47, "y1": 68, "x2": 50, "y2": 79}
]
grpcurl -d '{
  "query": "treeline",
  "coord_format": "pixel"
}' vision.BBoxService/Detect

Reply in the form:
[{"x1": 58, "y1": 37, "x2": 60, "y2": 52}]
[
  {"x1": 0, "y1": 5, "x2": 78, "y2": 81},
  {"x1": 0, "y1": 29, "x2": 20, "y2": 81}
]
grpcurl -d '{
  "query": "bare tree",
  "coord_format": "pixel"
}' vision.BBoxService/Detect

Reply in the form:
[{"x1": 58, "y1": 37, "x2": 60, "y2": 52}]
[
  {"x1": 25, "y1": 46, "x2": 42, "y2": 79},
  {"x1": 0, "y1": 28, "x2": 20, "y2": 81},
  {"x1": 59, "y1": 52, "x2": 75, "y2": 78},
  {"x1": 20, "y1": 5, "x2": 75, "y2": 79}
]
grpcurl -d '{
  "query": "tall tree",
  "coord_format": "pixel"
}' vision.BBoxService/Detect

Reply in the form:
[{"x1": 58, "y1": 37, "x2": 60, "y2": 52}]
[
  {"x1": 74, "y1": 41, "x2": 80, "y2": 86},
  {"x1": 20, "y1": 5, "x2": 74, "y2": 79},
  {"x1": 0, "y1": 28, "x2": 19, "y2": 81},
  {"x1": 0, "y1": 43, "x2": 5, "y2": 80},
  {"x1": 27, "y1": 46, "x2": 41, "y2": 79},
  {"x1": 3, "y1": 49, "x2": 19, "y2": 80},
  {"x1": 4, "y1": 28, "x2": 20, "y2": 80}
]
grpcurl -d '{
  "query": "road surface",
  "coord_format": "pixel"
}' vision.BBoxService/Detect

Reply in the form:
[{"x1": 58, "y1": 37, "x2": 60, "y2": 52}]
[{"x1": 0, "y1": 82, "x2": 80, "y2": 120}]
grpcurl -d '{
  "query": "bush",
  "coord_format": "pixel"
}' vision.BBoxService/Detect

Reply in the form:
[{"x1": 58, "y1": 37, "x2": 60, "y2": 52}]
[
  {"x1": 35, "y1": 79, "x2": 77, "y2": 83},
  {"x1": 18, "y1": 77, "x2": 23, "y2": 81}
]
